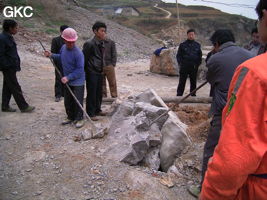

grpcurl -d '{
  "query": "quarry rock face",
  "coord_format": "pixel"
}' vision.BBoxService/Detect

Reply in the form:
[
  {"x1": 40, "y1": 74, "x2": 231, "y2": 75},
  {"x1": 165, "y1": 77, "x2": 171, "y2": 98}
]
[{"x1": 105, "y1": 89, "x2": 191, "y2": 172}]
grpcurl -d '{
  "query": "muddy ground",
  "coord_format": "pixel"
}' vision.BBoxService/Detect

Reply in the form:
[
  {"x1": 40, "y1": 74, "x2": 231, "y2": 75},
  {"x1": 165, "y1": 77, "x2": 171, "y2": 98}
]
[{"x1": 0, "y1": 34, "x2": 211, "y2": 199}]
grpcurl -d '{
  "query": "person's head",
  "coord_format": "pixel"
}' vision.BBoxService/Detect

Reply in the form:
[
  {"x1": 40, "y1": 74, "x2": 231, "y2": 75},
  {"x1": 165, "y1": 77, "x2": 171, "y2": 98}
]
[
  {"x1": 60, "y1": 25, "x2": 69, "y2": 33},
  {"x1": 2, "y1": 19, "x2": 18, "y2": 35},
  {"x1": 187, "y1": 29, "x2": 196, "y2": 41},
  {"x1": 92, "y1": 21, "x2": 107, "y2": 40},
  {"x1": 256, "y1": 0, "x2": 267, "y2": 43},
  {"x1": 251, "y1": 27, "x2": 260, "y2": 43},
  {"x1": 61, "y1": 28, "x2": 78, "y2": 49},
  {"x1": 210, "y1": 29, "x2": 235, "y2": 51}
]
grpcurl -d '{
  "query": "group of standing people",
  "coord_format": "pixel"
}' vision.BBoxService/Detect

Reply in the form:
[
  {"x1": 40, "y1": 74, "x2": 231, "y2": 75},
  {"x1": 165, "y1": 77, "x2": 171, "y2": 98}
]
[
  {"x1": 45, "y1": 21, "x2": 117, "y2": 128},
  {"x1": 177, "y1": 0, "x2": 267, "y2": 199},
  {"x1": 0, "y1": 19, "x2": 117, "y2": 129},
  {"x1": 1, "y1": 0, "x2": 267, "y2": 197}
]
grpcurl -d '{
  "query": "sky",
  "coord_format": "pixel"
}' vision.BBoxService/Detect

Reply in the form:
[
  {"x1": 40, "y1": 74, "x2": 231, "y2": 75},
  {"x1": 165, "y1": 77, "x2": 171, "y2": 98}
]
[{"x1": 162, "y1": 0, "x2": 258, "y2": 20}]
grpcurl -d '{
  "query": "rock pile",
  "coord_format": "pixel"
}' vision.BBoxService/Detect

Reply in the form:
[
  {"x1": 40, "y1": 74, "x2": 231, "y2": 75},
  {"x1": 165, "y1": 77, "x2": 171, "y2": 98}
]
[{"x1": 105, "y1": 89, "x2": 191, "y2": 172}]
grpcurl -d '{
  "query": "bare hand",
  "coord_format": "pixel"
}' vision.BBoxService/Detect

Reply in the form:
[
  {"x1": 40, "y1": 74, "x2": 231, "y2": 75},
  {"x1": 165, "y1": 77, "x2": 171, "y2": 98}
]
[
  {"x1": 61, "y1": 77, "x2": 68, "y2": 84},
  {"x1": 44, "y1": 50, "x2": 51, "y2": 57}
]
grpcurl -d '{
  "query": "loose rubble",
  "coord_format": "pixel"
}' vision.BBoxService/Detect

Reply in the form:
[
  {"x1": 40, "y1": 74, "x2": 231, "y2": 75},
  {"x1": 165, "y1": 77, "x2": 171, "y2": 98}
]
[{"x1": 105, "y1": 89, "x2": 191, "y2": 172}]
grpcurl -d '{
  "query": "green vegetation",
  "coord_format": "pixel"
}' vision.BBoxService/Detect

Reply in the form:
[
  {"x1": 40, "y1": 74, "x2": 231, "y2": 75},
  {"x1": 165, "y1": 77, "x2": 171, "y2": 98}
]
[
  {"x1": 45, "y1": 28, "x2": 58, "y2": 34},
  {"x1": 79, "y1": 0, "x2": 151, "y2": 8},
  {"x1": 3, "y1": 0, "x2": 69, "y2": 35},
  {"x1": 5, "y1": 0, "x2": 27, "y2": 6}
]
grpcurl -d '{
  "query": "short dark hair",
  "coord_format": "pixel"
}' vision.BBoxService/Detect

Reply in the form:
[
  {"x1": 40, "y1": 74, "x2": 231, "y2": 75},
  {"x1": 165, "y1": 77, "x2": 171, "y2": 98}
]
[
  {"x1": 2, "y1": 19, "x2": 17, "y2": 32},
  {"x1": 251, "y1": 27, "x2": 258, "y2": 35},
  {"x1": 60, "y1": 25, "x2": 69, "y2": 32},
  {"x1": 92, "y1": 21, "x2": 107, "y2": 32},
  {"x1": 210, "y1": 29, "x2": 235, "y2": 46},
  {"x1": 187, "y1": 29, "x2": 195, "y2": 34},
  {"x1": 256, "y1": 0, "x2": 267, "y2": 20}
]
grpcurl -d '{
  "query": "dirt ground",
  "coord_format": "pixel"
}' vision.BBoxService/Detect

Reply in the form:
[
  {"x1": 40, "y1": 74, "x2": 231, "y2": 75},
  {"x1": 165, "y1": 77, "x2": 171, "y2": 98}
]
[{"x1": 0, "y1": 35, "x2": 211, "y2": 199}]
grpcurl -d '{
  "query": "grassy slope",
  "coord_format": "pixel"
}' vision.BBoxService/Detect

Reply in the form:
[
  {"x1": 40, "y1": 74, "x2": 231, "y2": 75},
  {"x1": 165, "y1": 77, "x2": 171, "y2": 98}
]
[
  {"x1": 1, "y1": 0, "x2": 70, "y2": 35},
  {"x1": 1, "y1": 0, "x2": 255, "y2": 45},
  {"x1": 77, "y1": 0, "x2": 255, "y2": 45}
]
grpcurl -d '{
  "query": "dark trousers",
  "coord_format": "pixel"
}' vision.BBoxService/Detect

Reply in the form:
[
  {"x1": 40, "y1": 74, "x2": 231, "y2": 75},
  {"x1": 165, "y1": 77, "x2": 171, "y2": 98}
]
[
  {"x1": 86, "y1": 72, "x2": 103, "y2": 117},
  {"x1": 177, "y1": 66, "x2": 198, "y2": 96},
  {"x1": 200, "y1": 114, "x2": 222, "y2": 189},
  {"x1": 54, "y1": 64, "x2": 64, "y2": 98},
  {"x1": 1, "y1": 70, "x2": 29, "y2": 110},
  {"x1": 64, "y1": 85, "x2": 84, "y2": 121}
]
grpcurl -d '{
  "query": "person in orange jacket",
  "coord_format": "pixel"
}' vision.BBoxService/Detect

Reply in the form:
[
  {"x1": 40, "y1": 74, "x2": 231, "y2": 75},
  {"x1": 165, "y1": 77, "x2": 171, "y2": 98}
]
[{"x1": 200, "y1": 0, "x2": 267, "y2": 199}]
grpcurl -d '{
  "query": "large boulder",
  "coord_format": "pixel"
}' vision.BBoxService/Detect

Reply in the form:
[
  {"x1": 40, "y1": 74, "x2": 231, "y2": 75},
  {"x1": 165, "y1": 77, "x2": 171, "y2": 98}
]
[
  {"x1": 150, "y1": 48, "x2": 178, "y2": 76},
  {"x1": 160, "y1": 111, "x2": 191, "y2": 172},
  {"x1": 105, "y1": 89, "x2": 191, "y2": 171}
]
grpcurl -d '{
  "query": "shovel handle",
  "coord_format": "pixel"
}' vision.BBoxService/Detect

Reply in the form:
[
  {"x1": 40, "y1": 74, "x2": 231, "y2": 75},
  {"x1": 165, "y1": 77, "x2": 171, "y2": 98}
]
[
  {"x1": 38, "y1": 40, "x2": 96, "y2": 128},
  {"x1": 148, "y1": 81, "x2": 208, "y2": 128},
  {"x1": 148, "y1": 109, "x2": 170, "y2": 127},
  {"x1": 178, "y1": 81, "x2": 208, "y2": 104}
]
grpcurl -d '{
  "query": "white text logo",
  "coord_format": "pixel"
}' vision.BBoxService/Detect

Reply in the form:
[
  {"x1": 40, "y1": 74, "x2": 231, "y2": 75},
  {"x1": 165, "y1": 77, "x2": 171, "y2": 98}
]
[{"x1": 3, "y1": 6, "x2": 33, "y2": 18}]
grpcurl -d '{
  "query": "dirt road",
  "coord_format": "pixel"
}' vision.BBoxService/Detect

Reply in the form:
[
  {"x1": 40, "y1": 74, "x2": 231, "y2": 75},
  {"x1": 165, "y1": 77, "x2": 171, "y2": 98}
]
[
  {"x1": 0, "y1": 35, "x2": 210, "y2": 199},
  {"x1": 154, "y1": 3, "x2": 172, "y2": 19}
]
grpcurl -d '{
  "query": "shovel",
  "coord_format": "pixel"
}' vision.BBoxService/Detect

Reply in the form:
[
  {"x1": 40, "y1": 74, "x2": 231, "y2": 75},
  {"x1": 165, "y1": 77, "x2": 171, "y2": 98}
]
[
  {"x1": 38, "y1": 40, "x2": 106, "y2": 137},
  {"x1": 146, "y1": 81, "x2": 208, "y2": 129}
]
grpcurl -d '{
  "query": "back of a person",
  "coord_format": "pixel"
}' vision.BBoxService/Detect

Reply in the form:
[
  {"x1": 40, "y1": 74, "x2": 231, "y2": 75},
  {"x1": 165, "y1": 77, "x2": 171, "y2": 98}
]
[
  {"x1": 221, "y1": 53, "x2": 267, "y2": 200},
  {"x1": 211, "y1": 44, "x2": 253, "y2": 92},
  {"x1": 208, "y1": 43, "x2": 252, "y2": 114},
  {"x1": 200, "y1": 1, "x2": 267, "y2": 199}
]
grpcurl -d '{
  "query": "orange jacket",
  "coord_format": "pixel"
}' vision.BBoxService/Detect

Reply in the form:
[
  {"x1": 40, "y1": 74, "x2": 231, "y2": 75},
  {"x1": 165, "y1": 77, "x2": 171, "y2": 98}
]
[{"x1": 201, "y1": 53, "x2": 267, "y2": 200}]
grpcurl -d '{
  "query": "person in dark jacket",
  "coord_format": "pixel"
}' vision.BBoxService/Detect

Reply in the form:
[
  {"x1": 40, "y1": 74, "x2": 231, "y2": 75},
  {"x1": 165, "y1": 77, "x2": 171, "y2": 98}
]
[
  {"x1": 83, "y1": 21, "x2": 107, "y2": 121},
  {"x1": 244, "y1": 27, "x2": 261, "y2": 56},
  {"x1": 0, "y1": 19, "x2": 35, "y2": 113},
  {"x1": 102, "y1": 33, "x2": 117, "y2": 98},
  {"x1": 51, "y1": 25, "x2": 69, "y2": 102},
  {"x1": 187, "y1": 29, "x2": 253, "y2": 198},
  {"x1": 205, "y1": 48, "x2": 216, "y2": 97},
  {"x1": 176, "y1": 29, "x2": 202, "y2": 96}
]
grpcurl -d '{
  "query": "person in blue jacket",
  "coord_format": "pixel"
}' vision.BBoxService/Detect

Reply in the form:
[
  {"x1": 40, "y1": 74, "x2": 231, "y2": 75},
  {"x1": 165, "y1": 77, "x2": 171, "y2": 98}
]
[{"x1": 45, "y1": 28, "x2": 85, "y2": 128}]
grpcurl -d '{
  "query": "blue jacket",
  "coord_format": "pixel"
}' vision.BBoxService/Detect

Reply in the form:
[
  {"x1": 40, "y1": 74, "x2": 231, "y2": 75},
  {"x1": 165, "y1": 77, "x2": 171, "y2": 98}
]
[
  {"x1": 52, "y1": 45, "x2": 85, "y2": 86},
  {"x1": 0, "y1": 31, "x2": 20, "y2": 71}
]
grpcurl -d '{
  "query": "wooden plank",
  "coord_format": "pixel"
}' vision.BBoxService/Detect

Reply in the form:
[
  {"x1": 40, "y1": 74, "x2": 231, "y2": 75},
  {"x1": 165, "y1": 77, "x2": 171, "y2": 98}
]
[{"x1": 101, "y1": 97, "x2": 212, "y2": 104}]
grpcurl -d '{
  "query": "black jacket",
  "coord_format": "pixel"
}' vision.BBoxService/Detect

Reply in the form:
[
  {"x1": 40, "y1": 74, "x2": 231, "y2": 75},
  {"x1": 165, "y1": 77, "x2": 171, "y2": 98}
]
[
  {"x1": 176, "y1": 39, "x2": 202, "y2": 68},
  {"x1": 51, "y1": 35, "x2": 65, "y2": 67},
  {"x1": 0, "y1": 31, "x2": 20, "y2": 71},
  {"x1": 51, "y1": 35, "x2": 65, "y2": 54},
  {"x1": 83, "y1": 37, "x2": 105, "y2": 73},
  {"x1": 83, "y1": 37, "x2": 117, "y2": 74}
]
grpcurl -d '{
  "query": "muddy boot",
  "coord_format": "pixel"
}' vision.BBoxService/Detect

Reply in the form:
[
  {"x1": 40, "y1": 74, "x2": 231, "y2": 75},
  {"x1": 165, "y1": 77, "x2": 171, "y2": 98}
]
[
  {"x1": 62, "y1": 118, "x2": 73, "y2": 125},
  {"x1": 21, "y1": 105, "x2": 35, "y2": 113},
  {"x1": 90, "y1": 116, "x2": 99, "y2": 121},
  {"x1": 75, "y1": 120, "x2": 84, "y2": 128},
  {"x1": 2, "y1": 106, "x2": 16, "y2": 112}
]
